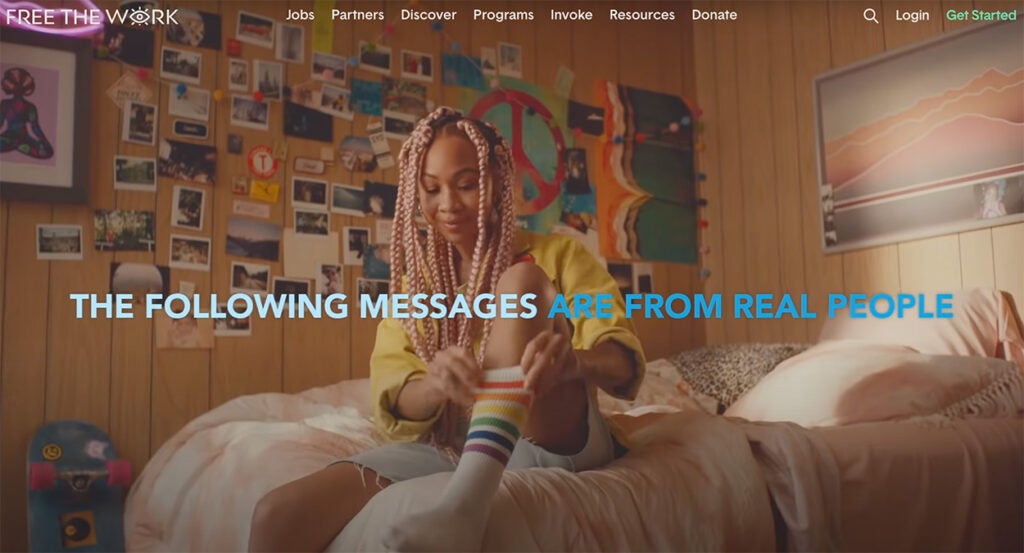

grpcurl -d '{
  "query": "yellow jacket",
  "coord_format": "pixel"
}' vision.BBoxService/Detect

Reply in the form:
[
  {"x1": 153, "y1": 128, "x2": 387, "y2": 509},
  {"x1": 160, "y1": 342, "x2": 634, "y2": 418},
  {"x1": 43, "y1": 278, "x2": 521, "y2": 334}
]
[{"x1": 370, "y1": 230, "x2": 647, "y2": 442}]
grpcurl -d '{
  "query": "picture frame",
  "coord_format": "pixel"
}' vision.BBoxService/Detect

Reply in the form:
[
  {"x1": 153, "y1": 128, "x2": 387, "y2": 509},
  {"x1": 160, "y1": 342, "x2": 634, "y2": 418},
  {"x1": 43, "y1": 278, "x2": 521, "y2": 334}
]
[{"x1": 0, "y1": 26, "x2": 92, "y2": 204}]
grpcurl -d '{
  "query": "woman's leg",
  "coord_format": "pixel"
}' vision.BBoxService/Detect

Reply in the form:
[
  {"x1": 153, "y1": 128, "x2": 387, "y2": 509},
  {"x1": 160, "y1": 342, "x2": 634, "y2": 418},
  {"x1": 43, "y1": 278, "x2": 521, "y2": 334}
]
[{"x1": 248, "y1": 462, "x2": 389, "y2": 552}]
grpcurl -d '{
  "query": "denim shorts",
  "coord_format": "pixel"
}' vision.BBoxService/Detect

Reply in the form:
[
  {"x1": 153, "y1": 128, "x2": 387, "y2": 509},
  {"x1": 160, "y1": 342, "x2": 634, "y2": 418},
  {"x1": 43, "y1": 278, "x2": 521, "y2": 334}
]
[{"x1": 337, "y1": 386, "x2": 616, "y2": 484}]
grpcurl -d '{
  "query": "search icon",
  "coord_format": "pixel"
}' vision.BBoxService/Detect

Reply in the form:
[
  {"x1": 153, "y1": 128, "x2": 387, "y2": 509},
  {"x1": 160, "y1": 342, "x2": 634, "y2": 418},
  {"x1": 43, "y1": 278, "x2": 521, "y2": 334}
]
[{"x1": 863, "y1": 8, "x2": 880, "y2": 24}]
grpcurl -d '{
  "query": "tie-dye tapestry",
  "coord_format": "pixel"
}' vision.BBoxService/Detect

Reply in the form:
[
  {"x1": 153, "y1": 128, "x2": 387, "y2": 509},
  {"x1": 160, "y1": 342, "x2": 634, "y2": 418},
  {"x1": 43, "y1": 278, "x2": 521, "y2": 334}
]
[{"x1": 595, "y1": 81, "x2": 697, "y2": 263}]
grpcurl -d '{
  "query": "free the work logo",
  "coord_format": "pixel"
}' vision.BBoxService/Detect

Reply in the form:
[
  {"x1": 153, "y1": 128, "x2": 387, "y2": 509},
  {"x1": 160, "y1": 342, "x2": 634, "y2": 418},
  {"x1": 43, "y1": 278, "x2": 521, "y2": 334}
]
[{"x1": 2, "y1": 6, "x2": 179, "y2": 30}]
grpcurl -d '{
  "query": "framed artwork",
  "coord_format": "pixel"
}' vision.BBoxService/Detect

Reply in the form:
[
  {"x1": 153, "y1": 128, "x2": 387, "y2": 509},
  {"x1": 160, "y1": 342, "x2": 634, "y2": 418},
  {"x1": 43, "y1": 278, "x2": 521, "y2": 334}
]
[
  {"x1": 814, "y1": 16, "x2": 1024, "y2": 253},
  {"x1": 1, "y1": 27, "x2": 92, "y2": 204}
]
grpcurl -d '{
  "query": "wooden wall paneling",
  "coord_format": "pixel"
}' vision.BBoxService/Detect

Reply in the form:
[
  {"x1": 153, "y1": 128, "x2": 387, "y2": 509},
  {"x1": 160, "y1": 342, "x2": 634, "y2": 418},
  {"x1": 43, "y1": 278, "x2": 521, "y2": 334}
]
[
  {"x1": 791, "y1": 1, "x2": 844, "y2": 339},
  {"x1": 691, "y1": 1, "x2": 726, "y2": 345},
  {"x1": 735, "y1": 1, "x2": 784, "y2": 342},
  {"x1": 1, "y1": 203, "x2": 51, "y2": 553},
  {"x1": 767, "y1": 1, "x2": 811, "y2": 343},
  {"x1": 710, "y1": 1, "x2": 748, "y2": 343},
  {"x1": 281, "y1": 0, "x2": 351, "y2": 393},
  {"x1": 992, "y1": 223, "x2": 1024, "y2": 307},
  {"x1": 212, "y1": 2, "x2": 288, "y2": 406},
  {"x1": 347, "y1": 1, "x2": 391, "y2": 378},
  {"x1": 959, "y1": 229, "x2": 996, "y2": 289}
]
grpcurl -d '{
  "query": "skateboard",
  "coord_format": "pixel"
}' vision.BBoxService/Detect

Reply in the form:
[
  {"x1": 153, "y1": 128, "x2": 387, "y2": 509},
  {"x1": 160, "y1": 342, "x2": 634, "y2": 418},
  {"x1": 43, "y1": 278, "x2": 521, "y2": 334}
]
[{"x1": 27, "y1": 420, "x2": 132, "y2": 552}]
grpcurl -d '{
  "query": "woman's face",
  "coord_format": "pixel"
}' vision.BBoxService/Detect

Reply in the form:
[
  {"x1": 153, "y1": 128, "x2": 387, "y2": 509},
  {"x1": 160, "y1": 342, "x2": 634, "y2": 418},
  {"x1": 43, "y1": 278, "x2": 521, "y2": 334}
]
[{"x1": 419, "y1": 134, "x2": 493, "y2": 251}]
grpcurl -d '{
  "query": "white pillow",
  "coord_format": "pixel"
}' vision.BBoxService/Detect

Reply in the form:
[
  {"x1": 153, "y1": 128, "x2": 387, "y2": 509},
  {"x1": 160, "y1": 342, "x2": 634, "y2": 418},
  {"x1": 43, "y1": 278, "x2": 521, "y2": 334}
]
[{"x1": 725, "y1": 339, "x2": 1024, "y2": 427}]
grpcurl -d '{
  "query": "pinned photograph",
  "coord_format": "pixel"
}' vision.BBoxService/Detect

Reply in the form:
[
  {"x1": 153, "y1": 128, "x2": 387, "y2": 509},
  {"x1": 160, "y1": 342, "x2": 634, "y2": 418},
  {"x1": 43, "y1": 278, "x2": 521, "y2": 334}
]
[
  {"x1": 292, "y1": 177, "x2": 328, "y2": 211},
  {"x1": 272, "y1": 276, "x2": 310, "y2": 298},
  {"x1": 254, "y1": 60, "x2": 284, "y2": 101},
  {"x1": 401, "y1": 50, "x2": 433, "y2": 83},
  {"x1": 169, "y1": 234, "x2": 212, "y2": 271},
  {"x1": 295, "y1": 209, "x2": 329, "y2": 237},
  {"x1": 228, "y1": 133, "x2": 244, "y2": 154},
  {"x1": 563, "y1": 148, "x2": 593, "y2": 195},
  {"x1": 343, "y1": 226, "x2": 369, "y2": 265},
  {"x1": 633, "y1": 263, "x2": 654, "y2": 294},
  {"x1": 820, "y1": 184, "x2": 837, "y2": 247},
  {"x1": 110, "y1": 262, "x2": 170, "y2": 297},
  {"x1": 94, "y1": 210, "x2": 156, "y2": 252},
  {"x1": 320, "y1": 85, "x2": 354, "y2": 120},
  {"x1": 160, "y1": 46, "x2": 202, "y2": 85},
  {"x1": 568, "y1": 101, "x2": 604, "y2": 136},
  {"x1": 363, "y1": 181, "x2": 398, "y2": 218},
  {"x1": 376, "y1": 219, "x2": 393, "y2": 244},
  {"x1": 339, "y1": 136, "x2": 377, "y2": 172},
  {"x1": 480, "y1": 47, "x2": 497, "y2": 76},
  {"x1": 228, "y1": 59, "x2": 249, "y2": 92},
  {"x1": 358, "y1": 40, "x2": 391, "y2": 75},
  {"x1": 237, "y1": 11, "x2": 274, "y2": 49},
  {"x1": 167, "y1": 84, "x2": 211, "y2": 121},
  {"x1": 123, "y1": 101, "x2": 157, "y2": 145},
  {"x1": 363, "y1": 243, "x2": 391, "y2": 280},
  {"x1": 351, "y1": 78, "x2": 384, "y2": 116},
  {"x1": 214, "y1": 302, "x2": 252, "y2": 337},
  {"x1": 498, "y1": 42, "x2": 523, "y2": 78},
  {"x1": 312, "y1": 51, "x2": 347, "y2": 84},
  {"x1": 383, "y1": 112, "x2": 417, "y2": 141},
  {"x1": 231, "y1": 261, "x2": 270, "y2": 295},
  {"x1": 232, "y1": 176, "x2": 249, "y2": 194},
  {"x1": 332, "y1": 184, "x2": 366, "y2": 216},
  {"x1": 230, "y1": 96, "x2": 269, "y2": 130},
  {"x1": 276, "y1": 23, "x2": 304, "y2": 63},
  {"x1": 382, "y1": 77, "x2": 428, "y2": 118},
  {"x1": 357, "y1": 277, "x2": 389, "y2": 303},
  {"x1": 317, "y1": 263, "x2": 343, "y2": 295},
  {"x1": 165, "y1": 9, "x2": 222, "y2": 50},
  {"x1": 158, "y1": 139, "x2": 217, "y2": 185},
  {"x1": 113, "y1": 156, "x2": 156, "y2": 192},
  {"x1": 95, "y1": 25, "x2": 154, "y2": 68},
  {"x1": 37, "y1": 224, "x2": 83, "y2": 260},
  {"x1": 284, "y1": 101, "x2": 333, "y2": 142},
  {"x1": 156, "y1": 312, "x2": 214, "y2": 349},
  {"x1": 172, "y1": 185, "x2": 205, "y2": 230},
  {"x1": 226, "y1": 216, "x2": 282, "y2": 262}
]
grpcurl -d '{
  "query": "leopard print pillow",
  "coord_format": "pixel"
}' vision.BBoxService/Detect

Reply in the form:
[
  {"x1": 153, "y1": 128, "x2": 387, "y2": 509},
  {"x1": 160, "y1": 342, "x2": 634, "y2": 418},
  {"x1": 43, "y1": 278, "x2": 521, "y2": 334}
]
[{"x1": 670, "y1": 343, "x2": 811, "y2": 411}]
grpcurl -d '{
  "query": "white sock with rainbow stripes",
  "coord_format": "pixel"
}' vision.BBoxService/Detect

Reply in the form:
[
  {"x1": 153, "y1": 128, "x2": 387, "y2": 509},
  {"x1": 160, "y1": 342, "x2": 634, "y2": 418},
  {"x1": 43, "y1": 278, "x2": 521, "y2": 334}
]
[{"x1": 384, "y1": 366, "x2": 531, "y2": 552}]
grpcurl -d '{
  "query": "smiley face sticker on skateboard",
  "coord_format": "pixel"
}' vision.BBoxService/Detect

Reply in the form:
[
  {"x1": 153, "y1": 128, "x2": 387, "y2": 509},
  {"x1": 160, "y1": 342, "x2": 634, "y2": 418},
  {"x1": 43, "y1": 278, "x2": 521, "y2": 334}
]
[{"x1": 41, "y1": 443, "x2": 62, "y2": 461}]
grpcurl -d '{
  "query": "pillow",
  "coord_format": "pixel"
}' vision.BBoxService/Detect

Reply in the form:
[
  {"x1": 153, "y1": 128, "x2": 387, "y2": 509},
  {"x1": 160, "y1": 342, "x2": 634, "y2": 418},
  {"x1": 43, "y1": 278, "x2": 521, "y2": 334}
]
[
  {"x1": 724, "y1": 339, "x2": 1024, "y2": 427},
  {"x1": 598, "y1": 359, "x2": 718, "y2": 415},
  {"x1": 819, "y1": 288, "x2": 1024, "y2": 370},
  {"x1": 669, "y1": 343, "x2": 811, "y2": 409}
]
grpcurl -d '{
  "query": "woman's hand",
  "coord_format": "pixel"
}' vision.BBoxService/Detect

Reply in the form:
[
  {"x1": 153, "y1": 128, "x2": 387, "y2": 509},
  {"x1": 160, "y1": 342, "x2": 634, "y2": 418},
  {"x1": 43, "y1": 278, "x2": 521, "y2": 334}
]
[
  {"x1": 521, "y1": 330, "x2": 584, "y2": 398},
  {"x1": 423, "y1": 346, "x2": 483, "y2": 409}
]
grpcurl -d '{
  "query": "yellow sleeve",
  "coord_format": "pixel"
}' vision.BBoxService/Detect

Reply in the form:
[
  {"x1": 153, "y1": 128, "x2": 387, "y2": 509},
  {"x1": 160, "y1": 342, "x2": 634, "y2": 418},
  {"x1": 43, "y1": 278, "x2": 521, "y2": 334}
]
[
  {"x1": 556, "y1": 239, "x2": 647, "y2": 400},
  {"x1": 369, "y1": 317, "x2": 441, "y2": 442}
]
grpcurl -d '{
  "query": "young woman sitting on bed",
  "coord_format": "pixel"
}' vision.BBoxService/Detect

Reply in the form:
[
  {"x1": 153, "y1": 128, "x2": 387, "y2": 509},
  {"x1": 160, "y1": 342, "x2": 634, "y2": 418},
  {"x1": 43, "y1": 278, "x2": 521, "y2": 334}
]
[{"x1": 248, "y1": 107, "x2": 647, "y2": 553}]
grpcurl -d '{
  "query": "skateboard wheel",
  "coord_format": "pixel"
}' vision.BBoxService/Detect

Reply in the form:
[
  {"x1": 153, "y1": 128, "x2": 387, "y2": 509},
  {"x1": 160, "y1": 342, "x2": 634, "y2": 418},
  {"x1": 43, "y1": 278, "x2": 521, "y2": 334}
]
[
  {"x1": 29, "y1": 461, "x2": 56, "y2": 490},
  {"x1": 106, "y1": 459, "x2": 132, "y2": 487}
]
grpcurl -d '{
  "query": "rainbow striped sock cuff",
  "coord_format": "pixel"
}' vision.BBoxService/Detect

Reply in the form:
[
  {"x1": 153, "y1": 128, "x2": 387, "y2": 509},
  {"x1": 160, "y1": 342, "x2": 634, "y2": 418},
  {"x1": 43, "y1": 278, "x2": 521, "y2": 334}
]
[{"x1": 464, "y1": 366, "x2": 531, "y2": 465}]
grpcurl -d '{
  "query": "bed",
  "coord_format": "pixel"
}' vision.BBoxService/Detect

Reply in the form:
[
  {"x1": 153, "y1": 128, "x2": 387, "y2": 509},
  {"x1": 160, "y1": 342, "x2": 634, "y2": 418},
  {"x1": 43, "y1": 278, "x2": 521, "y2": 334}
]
[{"x1": 125, "y1": 289, "x2": 1024, "y2": 551}]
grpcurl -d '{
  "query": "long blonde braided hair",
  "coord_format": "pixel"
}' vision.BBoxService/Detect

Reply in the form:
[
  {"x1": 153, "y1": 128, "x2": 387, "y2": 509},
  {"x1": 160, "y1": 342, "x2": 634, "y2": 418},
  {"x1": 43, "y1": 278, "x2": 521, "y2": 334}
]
[{"x1": 391, "y1": 107, "x2": 518, "y2": 452}]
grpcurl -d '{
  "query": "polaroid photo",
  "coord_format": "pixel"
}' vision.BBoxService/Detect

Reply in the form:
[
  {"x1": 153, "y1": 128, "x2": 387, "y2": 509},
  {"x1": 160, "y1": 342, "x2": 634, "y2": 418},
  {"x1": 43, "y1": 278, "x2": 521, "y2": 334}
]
[
  {"x1": 400, "y1": 50, "x2": 433, "y2": 83},
  {"x1": 230, "y1": 261, "x2": 270, "y2": 295},
  {"x1": 169, "y1": 234, "x2": 212, "y2": 271},
  {"x1": 357, "y1": 277, "x2": 389, "y2": 303},
  {"x1": 165, "y1": 9, "x2": 222, "y2": 50},
  {"x1": 276, "y1": 23, "x2": 304, "y2": 63},
  {"x1": 160, "y1": 46, "x2": 202, "y2": 85},
  {"x1": 480, "y1": 47, "x2": 497, "y2": 76},
  {"x1": 230, "y1": 95, "x2": 270, "y2": 130},
  {"x1": 358, "y1": 40, "x2": 391, "y2": 75},
  {"x1": 213, "y1": 302, "x2": 253, "y2": 337},
  {"x1": 226, "y1": 216, "x2": 282, "y2": 262},
  {"x1": 253, "y1": 60, "x2": 284, "y2": 101},
  {"x1": 311, "y1": 51, "x2": 346, "y2": 84},
  {"x1": 343, "y1": 226, "x2": 370, "y2": 266},
  {"x1": 498, "y1": 42, "x2": 522, "y2": 78},
  {"x1": 339, "y1": 136, "x2": 377, "y2": 172},
  {"x1": 123, "y1": 101, "x2": 157, "y2": 145},
  {"x1": 237, "y1": 11, "x2": 274, "y2": 49},
  {"x1": 294, "y1": 209, "x2": 330, "y2": 237},
  {"x1": 36, "y1": 224, "x2": 83, "y2": 260},
  {"x1": 110, "y1": 262, "x2": 170, "y2": 297},
  {"x1": 94, "y1": 210, "x2": 155, "y2": 252},
  {"x1": 317, "y1": 263, "x2": 343, "y2": 295},
  {"x1": 331, "y1": 184, "x2": 366, "y2": 216},
  {"x1": 319, "y1": 84, "x2": 354, "y2": 120},
  {"x1": 158, "y1": 139, "x2": 217, "y2": 185},
  {"x1": 375, "y1": 219, "x2": 393, "y2": 244},
  {"x1": 113, "y1": 155, "x2": 156, "y2": 192},
  {"x1": 228, "y1": 58, "x2": 249, "y2": 92},
  {"x1": 156, "y1": 312, "x2": 214, "y2": 349},
  {"x1": 292, "y1": 177, "x2": 329, "y2": 211},
  {"x1": 363, "y1": 181, "x2": 398, "y2": 218},
  {"x1": 167, "y1": 84, "x2": 211, "y2": 121},
  {"x1": 172, "y1": 185, "x2": 206, "y2": 231},
  {"x1": 272, "y1": 276, "x2": 310, "y2": 299}
]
